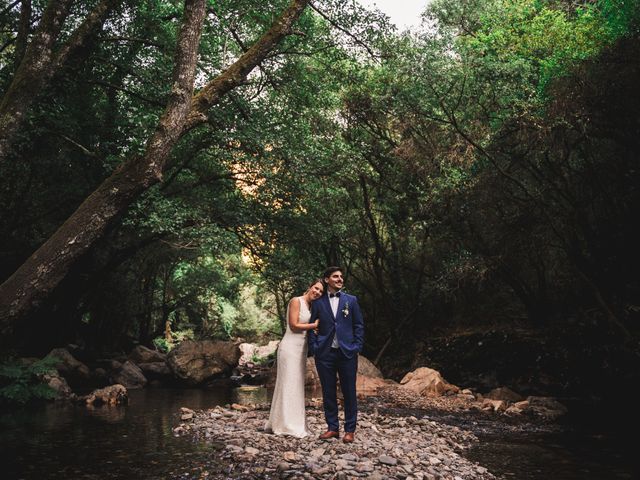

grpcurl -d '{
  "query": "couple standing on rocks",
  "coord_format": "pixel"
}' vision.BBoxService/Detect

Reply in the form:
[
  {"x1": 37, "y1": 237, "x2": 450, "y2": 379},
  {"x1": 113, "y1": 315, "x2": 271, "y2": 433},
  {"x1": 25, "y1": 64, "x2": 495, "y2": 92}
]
[{"x1": 265, "y1": 266, "x2": 365, "y2": 443}]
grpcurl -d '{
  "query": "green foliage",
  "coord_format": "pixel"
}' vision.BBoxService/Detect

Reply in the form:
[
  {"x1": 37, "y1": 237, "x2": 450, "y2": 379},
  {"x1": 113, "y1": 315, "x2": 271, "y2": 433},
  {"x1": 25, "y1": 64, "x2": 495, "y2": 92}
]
[
  {"x1": 152, "y1": 337, "x2": 172, "y2": 353},
  {"x1": 1, "y1": 0, "x2": 638, "y2": 388},
  {"x1": 0, "y1": 358, "x2": 58, "y2": 405},
  {"x1": 152, "y1": 328, "x2": 195, "y2": 353},
  {"x1": 216, "y1": 284, "x2": 280, "y2": 340},
  {"x1": 250, "y1": 350, "x2": 276, "y2": 365},
  {"x1": 458, "y1": 0, "x2": 640, "y2": 94}
]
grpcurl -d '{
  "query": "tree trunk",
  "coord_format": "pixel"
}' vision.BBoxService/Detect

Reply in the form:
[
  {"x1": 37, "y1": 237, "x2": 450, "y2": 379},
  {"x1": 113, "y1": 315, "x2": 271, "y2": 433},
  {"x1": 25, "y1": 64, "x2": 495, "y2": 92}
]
[
  {"x1": 0, "y1": 0, "x2": 207, "y2": 329},
  {"x1": 13, "y1": 0, "x2": 32, "y2": 71},
  {"x1": 0, "y1": 0, "x2": 118, "y2": 162},
  {"x1": 0, "y1": 0, "x2": 310, "y2": 333}
]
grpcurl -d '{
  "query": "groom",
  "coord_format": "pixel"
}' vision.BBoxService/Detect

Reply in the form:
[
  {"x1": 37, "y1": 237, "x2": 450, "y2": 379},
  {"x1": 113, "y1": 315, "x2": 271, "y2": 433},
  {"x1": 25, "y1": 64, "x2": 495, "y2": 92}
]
[{"x1": 308, "y1": 266, "x2": 364, "y2": 443}]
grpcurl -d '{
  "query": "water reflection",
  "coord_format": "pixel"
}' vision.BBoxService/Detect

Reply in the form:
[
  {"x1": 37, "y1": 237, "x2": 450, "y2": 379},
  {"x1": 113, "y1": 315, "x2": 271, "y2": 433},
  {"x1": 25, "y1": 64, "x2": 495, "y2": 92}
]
[
  {"x1": 84, "y1": 403, "x2": 127, "y2": 423},
  {"x1": 0, "y1": 388, "x2": 232, "y2": 480},
  {"x1": 3, "y1": 386, "x2": 632, "y2": 479},
  {"x1": 466, "y1": 430, "x2": 637, "y2": 480},
  {"x1": 232, "y1": 385, "x2": 268, "y2": 405}
]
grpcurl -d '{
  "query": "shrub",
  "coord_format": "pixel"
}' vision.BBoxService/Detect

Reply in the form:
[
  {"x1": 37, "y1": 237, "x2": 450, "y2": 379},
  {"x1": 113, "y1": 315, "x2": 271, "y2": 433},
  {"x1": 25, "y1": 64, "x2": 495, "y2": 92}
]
[
  {"x1": 0, "y1": 357, "x2": 58, "y2": 405},
  {"x1": 152, "y1": 328, "x2": 195, "y2": 353}
]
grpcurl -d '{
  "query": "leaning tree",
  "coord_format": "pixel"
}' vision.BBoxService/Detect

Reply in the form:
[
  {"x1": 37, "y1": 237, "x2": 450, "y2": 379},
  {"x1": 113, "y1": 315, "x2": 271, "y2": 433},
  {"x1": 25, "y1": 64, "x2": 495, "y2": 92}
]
[{"x1": 0, "y1": 0, "x2": 311, "y2": 332}]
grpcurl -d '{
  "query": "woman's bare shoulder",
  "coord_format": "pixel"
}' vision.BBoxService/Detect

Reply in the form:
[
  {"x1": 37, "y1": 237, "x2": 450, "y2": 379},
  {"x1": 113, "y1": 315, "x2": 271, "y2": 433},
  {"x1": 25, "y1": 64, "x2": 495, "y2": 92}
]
[{"x1": 289, "y1": 296, "x2": 303, "y2": 306}]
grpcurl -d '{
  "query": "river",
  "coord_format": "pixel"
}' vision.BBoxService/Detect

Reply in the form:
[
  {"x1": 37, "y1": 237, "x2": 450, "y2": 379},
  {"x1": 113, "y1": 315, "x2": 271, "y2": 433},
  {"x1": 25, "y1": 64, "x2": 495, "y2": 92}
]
[
  {"x1": 0, "y1": 388, "x2": 636, "y2": 479},
  {"x1": 1, "y1": 388, "x2": 236, "y2": 479}
]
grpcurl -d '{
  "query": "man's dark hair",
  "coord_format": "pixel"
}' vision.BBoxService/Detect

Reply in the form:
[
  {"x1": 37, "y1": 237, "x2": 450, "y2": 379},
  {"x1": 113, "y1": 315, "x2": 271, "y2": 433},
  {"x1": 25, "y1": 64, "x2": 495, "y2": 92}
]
[{"x1": 323, "y1": 266, "x2": 343, "y2": 279}]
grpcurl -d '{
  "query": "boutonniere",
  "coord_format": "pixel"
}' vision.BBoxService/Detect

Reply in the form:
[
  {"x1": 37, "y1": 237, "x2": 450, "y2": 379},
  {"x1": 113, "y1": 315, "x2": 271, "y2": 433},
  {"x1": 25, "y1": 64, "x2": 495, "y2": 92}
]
[{"x1": 342, "y1": 302, "x2": 350, "y2": 317}]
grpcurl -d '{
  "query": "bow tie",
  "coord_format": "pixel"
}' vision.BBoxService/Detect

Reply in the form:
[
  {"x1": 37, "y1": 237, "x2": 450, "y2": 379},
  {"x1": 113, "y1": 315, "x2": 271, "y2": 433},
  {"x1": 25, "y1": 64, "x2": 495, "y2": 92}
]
[{"x1": 329, "y1": 292, "x2": 341, "y2": 298}]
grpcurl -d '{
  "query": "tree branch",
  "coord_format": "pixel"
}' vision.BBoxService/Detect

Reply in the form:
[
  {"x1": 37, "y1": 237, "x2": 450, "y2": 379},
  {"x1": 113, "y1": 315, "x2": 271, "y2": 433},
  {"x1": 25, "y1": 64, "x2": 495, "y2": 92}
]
[
  {"x1": 309, "y1": 1, "x2": 378, "y2": 61},
  {"x1": 184, "y1": 0, "x2": 311, "y2": 130}
]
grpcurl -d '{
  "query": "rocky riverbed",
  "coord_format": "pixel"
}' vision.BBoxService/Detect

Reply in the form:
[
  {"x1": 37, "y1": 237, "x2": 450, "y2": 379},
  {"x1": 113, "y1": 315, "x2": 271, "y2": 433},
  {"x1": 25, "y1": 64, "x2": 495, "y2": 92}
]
[{"x1": 173, "y1": 392, "x2": 500, "y2": 480}]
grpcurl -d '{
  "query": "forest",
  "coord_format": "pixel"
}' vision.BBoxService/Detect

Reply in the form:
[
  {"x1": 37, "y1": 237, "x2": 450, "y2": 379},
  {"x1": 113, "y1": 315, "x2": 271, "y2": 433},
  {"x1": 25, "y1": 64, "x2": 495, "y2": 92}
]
[{"x1": 1, "y1": 0, "x2": 639, "y2": 419}]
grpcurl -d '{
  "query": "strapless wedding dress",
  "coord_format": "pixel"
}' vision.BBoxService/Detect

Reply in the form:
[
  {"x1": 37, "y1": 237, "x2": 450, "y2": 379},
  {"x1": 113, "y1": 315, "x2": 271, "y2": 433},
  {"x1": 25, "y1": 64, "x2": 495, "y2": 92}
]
[{"x1": 265, "y1": 297, "x2": 311, "y2": 437}]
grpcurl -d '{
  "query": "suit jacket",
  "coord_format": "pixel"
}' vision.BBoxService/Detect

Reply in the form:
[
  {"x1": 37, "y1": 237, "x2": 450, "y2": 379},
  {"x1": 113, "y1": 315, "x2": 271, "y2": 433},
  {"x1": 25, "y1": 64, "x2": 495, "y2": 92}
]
[{"x1": 308, "y1": 291, "x2": 364, "y2": 359}]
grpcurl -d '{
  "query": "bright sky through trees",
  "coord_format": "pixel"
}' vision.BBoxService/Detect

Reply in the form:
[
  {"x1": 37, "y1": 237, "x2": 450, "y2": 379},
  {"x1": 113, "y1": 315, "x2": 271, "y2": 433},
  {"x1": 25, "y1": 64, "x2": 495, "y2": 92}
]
[{"x1": 356, "y1": 0, "x2": 429, "y2": 29}]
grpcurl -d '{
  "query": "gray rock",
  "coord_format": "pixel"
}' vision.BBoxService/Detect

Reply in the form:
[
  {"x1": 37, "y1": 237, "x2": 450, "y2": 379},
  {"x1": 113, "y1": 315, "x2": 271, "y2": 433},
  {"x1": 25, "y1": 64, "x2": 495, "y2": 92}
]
[
  {"x1": 111, "y1": 360, "x2": 147, "y2": 389},
  {"x1": 378, "y1": 455, "x2": 398, "y2": 466},
  {"x1": 367, "y1": 473, "x2": 387, "y2": 480},
  {"x1": 42, "y1": 371, "x2": 75, "y2": 400},
  {"x1": 225, "y1": 445, "x2": 243, "y2": 454},
  {"x1": 129, "y1": 345, "x2": 166, "y2": 364},
  {"x1": 138, "y1": 361, "x2": 171, "y2": 379},
  {"x1": 309, "y1": 447, "x2": 325, "y2": 457},
  {"x1": 486, "y1": 387, "x2": 524, "y2": 403},
  {"x1": 45, "y1": 348, "x2": 90, "y2": 381},
  {"x1": 527, "y1": 396, "x2": 568, "y2": 418},
  {"x1": 357, "y1": 355, "x2": 384, "y2": 378},
  {"x1": 355, "y1": 461, "x2": 374, "y2": 472},
  {"x1": 311, "y1": 464, "x2": 333, "y2": 475},
  {"x1": 167, "y1": 340, "x2": 240, "y2": 385},
  {"x1": 82, "y1": 384, "x2": 128, "y2": 406},
  {"x1": 340, "y1": 453, "x2": 358, "y2": 462},
  {"x1": 171, "y1": 392, "x2": 497, "y2": 480}
]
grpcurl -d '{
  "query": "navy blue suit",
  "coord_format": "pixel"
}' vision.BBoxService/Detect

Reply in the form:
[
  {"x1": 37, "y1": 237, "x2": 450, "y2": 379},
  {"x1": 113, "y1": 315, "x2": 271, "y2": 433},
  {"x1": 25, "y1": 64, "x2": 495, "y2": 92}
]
[{"x1": 308, "y1": 291, "x2": 364, "y2": 433}]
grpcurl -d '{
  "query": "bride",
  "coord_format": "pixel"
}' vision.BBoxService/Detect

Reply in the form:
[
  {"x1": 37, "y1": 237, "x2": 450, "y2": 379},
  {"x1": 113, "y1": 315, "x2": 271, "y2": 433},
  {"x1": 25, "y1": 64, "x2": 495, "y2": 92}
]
[{"x1": 265, "y1": 279, "x2": 324, "y2": 437}]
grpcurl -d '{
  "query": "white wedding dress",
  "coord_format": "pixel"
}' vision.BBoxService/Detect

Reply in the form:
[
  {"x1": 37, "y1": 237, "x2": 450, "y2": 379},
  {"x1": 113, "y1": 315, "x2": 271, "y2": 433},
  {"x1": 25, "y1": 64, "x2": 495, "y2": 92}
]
[{"x1": 265, "y1": 297, "x2": 311, "y2": 438}]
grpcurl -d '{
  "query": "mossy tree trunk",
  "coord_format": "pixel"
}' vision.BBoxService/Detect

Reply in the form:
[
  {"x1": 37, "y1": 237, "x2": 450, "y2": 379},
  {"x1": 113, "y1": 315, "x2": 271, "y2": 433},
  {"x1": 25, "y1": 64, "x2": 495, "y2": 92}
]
[{"x1": 0, "y1": 0, "x2": 310, "y2": 334}]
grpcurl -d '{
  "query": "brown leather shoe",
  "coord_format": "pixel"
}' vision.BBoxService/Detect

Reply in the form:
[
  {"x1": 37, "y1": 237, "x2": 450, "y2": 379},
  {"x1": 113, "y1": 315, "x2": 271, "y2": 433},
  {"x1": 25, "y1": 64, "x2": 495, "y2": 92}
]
[
  {"x1": 342, "y1": 432, "x2": 355, "y2": 443},
  {"x1": 318, "y1": 430, "x2": 339, "y2": 440}
]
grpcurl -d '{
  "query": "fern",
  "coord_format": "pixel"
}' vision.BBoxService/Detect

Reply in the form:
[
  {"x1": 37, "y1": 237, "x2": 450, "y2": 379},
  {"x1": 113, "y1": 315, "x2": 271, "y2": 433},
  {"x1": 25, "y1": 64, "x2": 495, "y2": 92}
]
[{"x1": 0, "y1": 357, "x2": 59, "y2": 405}]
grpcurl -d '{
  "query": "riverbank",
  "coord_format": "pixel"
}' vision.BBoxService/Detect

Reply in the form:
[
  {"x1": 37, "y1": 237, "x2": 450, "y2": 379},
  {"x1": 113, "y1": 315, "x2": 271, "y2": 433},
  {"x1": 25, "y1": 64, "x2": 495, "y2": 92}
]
[
  {"x1": 2, "y1": 386, "x2": 635, "y2": 479},
  {"x1": 173, "y1": 386, "x2": 559, "y2": 480}
]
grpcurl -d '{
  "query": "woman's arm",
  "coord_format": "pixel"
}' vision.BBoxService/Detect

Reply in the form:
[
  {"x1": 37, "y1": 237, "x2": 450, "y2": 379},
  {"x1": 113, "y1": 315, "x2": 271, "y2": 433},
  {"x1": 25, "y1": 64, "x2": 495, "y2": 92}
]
[{"x1": 288, "y1": 298, "x2": 319, "y2": 332}]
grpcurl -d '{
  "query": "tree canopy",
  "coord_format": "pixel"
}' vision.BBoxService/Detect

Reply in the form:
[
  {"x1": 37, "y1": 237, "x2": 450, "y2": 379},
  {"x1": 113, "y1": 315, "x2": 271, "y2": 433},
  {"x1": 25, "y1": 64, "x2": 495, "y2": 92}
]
[{"x1": 1, "y1": 0, "x2": 639, "y2": 396}]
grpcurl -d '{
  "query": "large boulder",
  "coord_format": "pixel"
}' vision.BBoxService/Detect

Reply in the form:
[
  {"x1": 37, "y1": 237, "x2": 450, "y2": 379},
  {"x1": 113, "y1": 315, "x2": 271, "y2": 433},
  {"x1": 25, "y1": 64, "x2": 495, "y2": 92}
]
[
  {"x1": 83, "y1": 384, "x2": 128, "y2": 406},
  {"x1": 90, "y1": 367, "x2": 109, "y2": 385},
  {"x1": 239, "y1": 341, "x2": 280, "y2": 366},
  {"x1": 45, "y1": 348, "x2": 90, "y2": 382},
  {"x1": 167, "y1": 340, "x2": 241, "y2": 385},
  {"x1": 399, "y1": 367, "x2": 460, "y2": 396},
  {"x1": 356, "y1": 375, "x2": 388, "y2": 393},
  {"x1": 129, "y1": 345, "x2": 166, "y2": 364},
  {"x1": 357, "y1": 355, "x2": 383, "y2": 378},
  {"x1": 357, "y1": 355, "x2": 388, "y2": 395},
  {"x1": 42, "y1": 371, "x2": 76, "y2": 401},
  {"x1": 138, "y1": 361, "x2": 172, "y2": 380},
  {"x1": 305, "y1": 357, "x2": 321, "y2": 389},
  {"x1": 302, "y1": 355, "x2": 387, "y2": 393},
  {"x1": 485, "y1": 386, "x2": 524, "y2": 403},
  {"x1": 110, "y1": 360, "x2": 147, "y2": 389},
  {"x1": 526, "y1": 396, "x2": 568, "y2": 419}
]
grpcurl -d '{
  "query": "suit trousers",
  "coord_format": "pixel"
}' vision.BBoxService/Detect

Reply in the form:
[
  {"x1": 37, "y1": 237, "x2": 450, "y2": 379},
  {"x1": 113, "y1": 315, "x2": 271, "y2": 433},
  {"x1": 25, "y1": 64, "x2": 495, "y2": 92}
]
[{"x1": 315, "y1": 347, "x2": 358, "y2": 432}]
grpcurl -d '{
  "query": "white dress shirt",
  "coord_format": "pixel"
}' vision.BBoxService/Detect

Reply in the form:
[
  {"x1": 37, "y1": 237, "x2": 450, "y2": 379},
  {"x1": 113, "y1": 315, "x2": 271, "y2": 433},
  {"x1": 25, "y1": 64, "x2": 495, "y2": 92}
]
[{"x1": 329, "y1": 292, "x2": 340, "y2": 348}]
